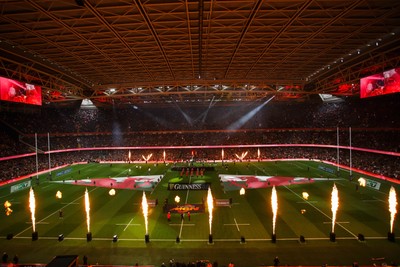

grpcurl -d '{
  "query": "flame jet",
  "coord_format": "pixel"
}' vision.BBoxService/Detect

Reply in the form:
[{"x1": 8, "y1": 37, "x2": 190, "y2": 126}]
[
  {"x1": 389, "y1": 186, "x2": 397, "y2": 233},
  {"x1": 142, "y1": 191, "x2": 149, "y2": 235},
  {"x1": 207, "y1": 187, "x2": 214, "y2": 235},
  {"x1": 271, "y1": 186, "x2": 278, "y2": 235},
  {"x1": 84, "y1": 188, "x2": 90, "y2": 233},
  {"x1": 29, "y1": 187, "x2": 36, "y2": 232},
  {"x1": 331, "y1": 184, "x2": 339, "y2": 233}
]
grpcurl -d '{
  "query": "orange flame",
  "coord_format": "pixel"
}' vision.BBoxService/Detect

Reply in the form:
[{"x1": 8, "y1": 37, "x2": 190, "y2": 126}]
[{"x1": 4, "y1": 201, "x2": 12, "y2": 216}]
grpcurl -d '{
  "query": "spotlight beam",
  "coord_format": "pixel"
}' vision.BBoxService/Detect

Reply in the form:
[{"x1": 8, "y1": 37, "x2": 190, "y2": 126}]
[
  {"x1": 227, "y1": 96, "x2": 275, "y2": 130},
  {"x1": 171, "y1": 98, "x2": 193, "y2": 125}
]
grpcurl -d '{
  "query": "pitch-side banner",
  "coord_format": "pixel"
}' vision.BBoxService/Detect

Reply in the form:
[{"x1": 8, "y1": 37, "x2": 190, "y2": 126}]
[
  {"x1": 366, "y1": 179, "x2": 381, "y2": 190},
  {"x1": 168, "y1": 183, "x2": 210, "y2": 190},
  {"x1": 10, "y1": 180, "x2": 31, "y2": 193}
]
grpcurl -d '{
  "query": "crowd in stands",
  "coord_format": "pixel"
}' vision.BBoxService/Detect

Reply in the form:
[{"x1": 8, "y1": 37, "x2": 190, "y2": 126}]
[{"x1": 0, "y1": 94, "x2": 399, "y2": 181}]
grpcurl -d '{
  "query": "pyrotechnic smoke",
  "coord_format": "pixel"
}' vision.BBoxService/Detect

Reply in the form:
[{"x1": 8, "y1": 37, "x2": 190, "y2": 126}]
[
  {"x1": 84, "y1": 188, "x2": 90, "y2": 233},
  {"x1": 331, "y1": 184, "x2": 339, "y2": 233},
  {"x1": 142, "y1": 191, "x2": 149, "y2": 235},
  {"x1": 207, "y1": 187, "x2": 214, "y2": 235},
  {"x1": 389, "y1": 186, "x2": 397, "y2": 233},
  {"x1": 271, "y1": 186, "x2": 278, "y2": 235},
  {"x1": 29, "y1": 187, "x2": 36, "y2": 232}
]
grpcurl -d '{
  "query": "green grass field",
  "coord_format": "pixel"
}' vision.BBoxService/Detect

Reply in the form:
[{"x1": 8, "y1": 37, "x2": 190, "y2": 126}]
[{"x1": 1, "y1": 160, "x2": 400, "y2": 267}]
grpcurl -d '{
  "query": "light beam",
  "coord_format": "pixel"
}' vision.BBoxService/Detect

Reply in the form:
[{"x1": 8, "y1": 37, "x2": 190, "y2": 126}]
[{"x1": 227, "y1": 96, "x2": 275, "y2": 130}]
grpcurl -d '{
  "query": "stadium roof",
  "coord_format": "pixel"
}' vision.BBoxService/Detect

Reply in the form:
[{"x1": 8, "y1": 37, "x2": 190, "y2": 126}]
[{"x1": 0, "y1": 0, "x2": 399, "y2": 105}]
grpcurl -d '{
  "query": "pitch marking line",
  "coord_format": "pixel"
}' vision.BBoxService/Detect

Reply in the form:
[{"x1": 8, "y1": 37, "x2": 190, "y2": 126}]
[
  {"x1": 284, "y1": 185, "x2": 358, "y2": 239},
  {"x1": 6, "y1": 236, "x2": 391, "y2": 242},
  {"x1": 372, "y1": 196, "x2": 386, "y2": 203},
  {"x1": 223, "y1": 219, "x2": 250, "y2": 232},
  {"x1": 15, "y1": 187, "x2": 99, "y2": 238},
  {"x1": 115, "y1": 218, "x2": 141, "y2": 231},
  {"x1": 178, "y1": 174, "x2": 192, "y2": 238}
]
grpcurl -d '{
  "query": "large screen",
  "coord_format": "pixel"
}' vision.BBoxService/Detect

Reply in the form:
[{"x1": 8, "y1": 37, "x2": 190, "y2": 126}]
[
  {"x1": 360, "y1": 67, "x2": 400, "y2": 98},
  {"x1": 0, "y1": 76, "x2": 42, "y2": 105}
]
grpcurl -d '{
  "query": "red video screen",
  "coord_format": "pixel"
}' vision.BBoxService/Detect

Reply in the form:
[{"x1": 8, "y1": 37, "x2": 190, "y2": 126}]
[
  {"x1": 360, "y1": 67, "x2": 400, "y2": 98},
  {"x1": 0, "y1": 76, "x2": 42, "y2": 105}
]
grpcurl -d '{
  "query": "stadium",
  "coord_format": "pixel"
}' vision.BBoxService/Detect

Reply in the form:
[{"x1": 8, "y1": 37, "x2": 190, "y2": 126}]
[{"x1": 0, "y1": 1, "x2": 400, "y2": 267}]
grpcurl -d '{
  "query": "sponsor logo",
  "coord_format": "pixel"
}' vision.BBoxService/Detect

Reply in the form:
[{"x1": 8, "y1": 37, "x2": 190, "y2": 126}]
[{"x1": 168, "y1": 183, "x2": 210, "y2": 190}]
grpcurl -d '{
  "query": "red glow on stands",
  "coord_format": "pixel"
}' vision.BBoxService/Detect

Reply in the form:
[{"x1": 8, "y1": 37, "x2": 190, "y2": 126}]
[
  {"x1": 0, "y1": 152, "x2": 36, "y2": 162},
  {"x1": 5, "y1": 144, "x2": 396, "y2": 157}
]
